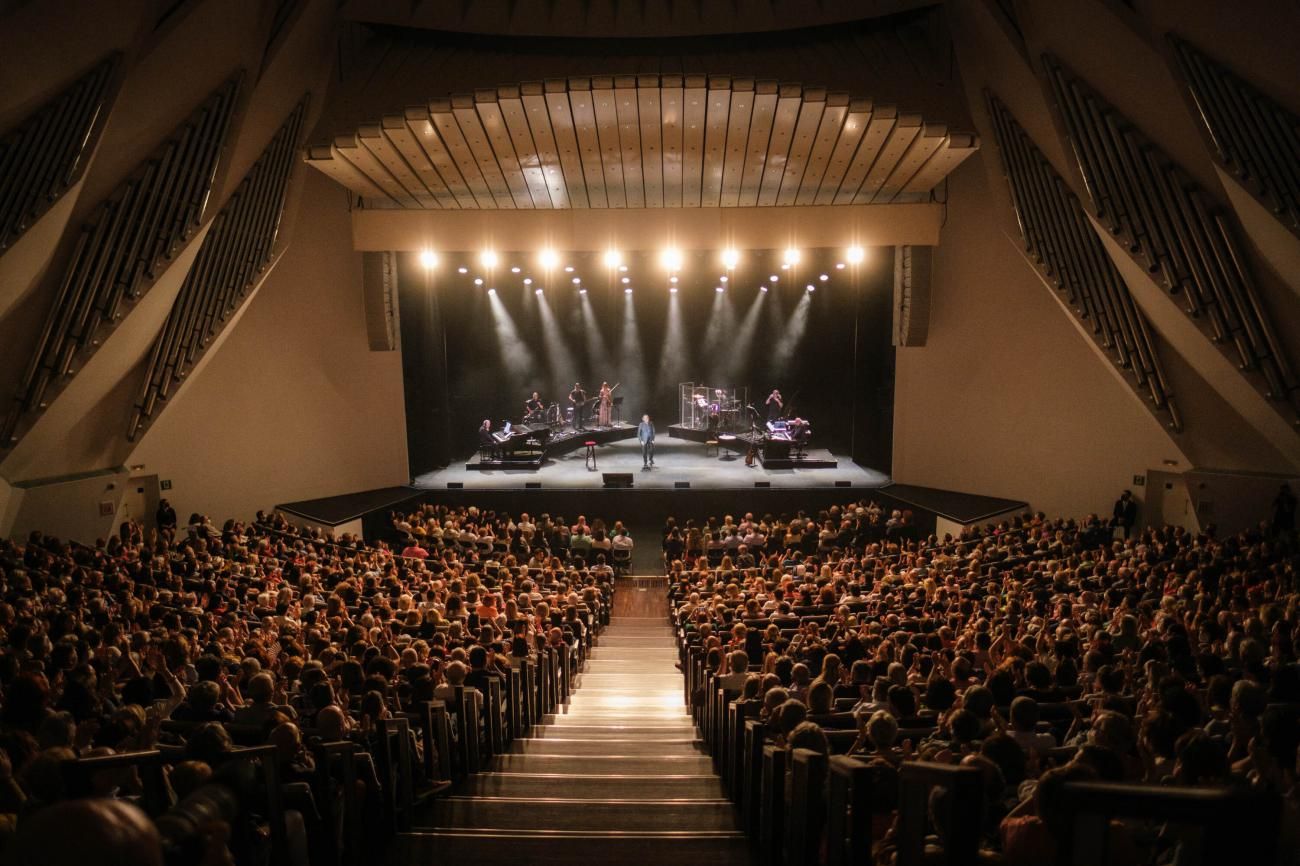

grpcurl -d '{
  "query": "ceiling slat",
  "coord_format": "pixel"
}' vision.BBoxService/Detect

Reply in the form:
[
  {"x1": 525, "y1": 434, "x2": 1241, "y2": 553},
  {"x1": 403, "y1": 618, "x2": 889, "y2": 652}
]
[
  {"x1": 452, "y1": 94, "x2": 516, "y2": 208},
  {"x1": 358, "y1": 123, "x2": 436, "y2": 207},
  {"x1": 855, "y1": 112, "x2": 922, "y2": 203},
  {"x1": 815, "y1": 97, "x2": 871, "y2": 204},
  {"x1": 874, "y1": 121, "x2": 946, "y2": 203},
  {"x1": 498, "y1": 84, "x2": 556, "y2": 208},
  {"x1": 834, "y1": 104, "x2": 896, "y2": 204},
  {"x1": 519, "y1": 82, "x2": 569, "y2": 209},
  {"x1": 430, "y1": 98, "x2": 497, "y2": 208},
  {"x1": 592, "y1": 77, "x2": 627, "y2": 208},
  {"x1": 307, "y1": 143, "x2": 392, "y2": 202},
  {"x1": 568, "y1": 78, "x2": 609, "y2": 208},
  {"x1": 897, "y1": 132, "x2": 979, "y2": 199},
  {"x1": 681, "y1": 75, "x2": 707, "y2": 208},
  {"x1": 719, "y1": 78, "x2": 754, "y2": 208},
  {"x1": 701, "y1": 75, "x2": 732, "y2": 208},
  {"x1": 795, "y1": 93, "x2": 848, "y2": 205},
  {"x1": 660, "y1": 74, "x2": 684, "y2": 208},
  {"x1": 737, "y1": 80, "x2": 778, "y2": 207},
  {"x1": 637, "y1": 74, "x2": 664, "y2": 208},
  {"x1": 385, "y1": 114, "x2": 458, "y2": 208},
  {"x1": 776, "y1": 87, "x2": 827, "y2": 205},
  {"x1": 757, "y1": 83, "x2": 803, "y2": 206},
  {"x1": 614, "y1": 76, "x2": 644, "y2": 208},
  {"x1": 335, "y1": 133, "x2": 418, "y2": 207},
  {"x1": 404, "y1": 106, "x2": 476, "y2": 208},
  {"x1": 474, "y1": 90, "x2": 535, "y2": 208},
  {"x1": 543, "y1": 79, "x2": 588, "y2": 208}
]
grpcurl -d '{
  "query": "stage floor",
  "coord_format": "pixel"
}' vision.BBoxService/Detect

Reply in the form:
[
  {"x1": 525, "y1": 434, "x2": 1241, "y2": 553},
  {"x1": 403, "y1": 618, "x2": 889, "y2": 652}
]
[{"x1": 413, "y1": 437, "x2": 890, "y2": 490}]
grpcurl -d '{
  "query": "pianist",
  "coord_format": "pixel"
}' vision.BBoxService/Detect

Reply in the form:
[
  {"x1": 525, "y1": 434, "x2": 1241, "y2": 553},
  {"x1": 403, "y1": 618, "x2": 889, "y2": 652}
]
[{"x1": 478, "y1": 419, "x2": 497, "y2": 459}]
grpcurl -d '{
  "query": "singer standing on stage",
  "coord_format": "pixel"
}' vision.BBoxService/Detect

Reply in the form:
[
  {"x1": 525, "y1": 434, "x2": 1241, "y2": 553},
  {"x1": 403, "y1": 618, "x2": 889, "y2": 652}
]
[{"x1": 638, "y1": 414, "x2": 656, "y2": 468}]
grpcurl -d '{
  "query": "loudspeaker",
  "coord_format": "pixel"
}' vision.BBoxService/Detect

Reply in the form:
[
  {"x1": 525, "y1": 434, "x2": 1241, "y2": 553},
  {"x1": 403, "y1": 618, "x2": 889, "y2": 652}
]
[
  {"x1": 893, "y1": 245, "x2": 932, "y2": 347},
  {"x1": 362, "y1": 251, "x2": 400, "y2": 351},
  {"x1": 755, "y1": 481, "x2": 771, "y2": 488},
  {"x1": 602, "y1": 473, "x2": 634, "y2": 489},
  {"x1": 525, "y1": 482, "x2": 541, "y2": 489},
  {"x1": 674, "y1": 481, "x2": 690, "y2": 489},
  {"x1": 447, "y1": 482, "x2": 463, "y2": 489},
  {"x1": 835, "y1": 480, "x2": 852, "y2": 488}
]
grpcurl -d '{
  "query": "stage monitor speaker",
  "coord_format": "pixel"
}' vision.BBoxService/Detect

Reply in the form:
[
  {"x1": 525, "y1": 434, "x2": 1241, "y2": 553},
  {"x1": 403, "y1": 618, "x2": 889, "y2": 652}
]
[
  {"x1": 835, "y1": 480, "x2": 852, "y2": 488},
  {"x1": 893, "y1": 245, "x2": 932, "y2": 347},
  {"x1": 447, "y1": 482, "x2": 463, "y2": 489},
  {"x1": 362, "y1": 251, "x2": 400, "y2": 351},
  {"x1": 525, "y1": 482, "x2": 541, "y2": 489},
  {"x1": 674, "y1": 481, "x2": 690, "y2": 489},
  {"x1": 755, "y1": 481, "x2": 771, "y2": 488},
  {"x1": 603, "y1": 473, "x2": 634, "y2": 489}
]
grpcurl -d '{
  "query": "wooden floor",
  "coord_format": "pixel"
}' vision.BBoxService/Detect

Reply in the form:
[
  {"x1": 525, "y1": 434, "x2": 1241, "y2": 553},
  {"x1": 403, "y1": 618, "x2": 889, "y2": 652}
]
[{"x1": 395, "y1": 577, "x2": 751, "y2": 865}]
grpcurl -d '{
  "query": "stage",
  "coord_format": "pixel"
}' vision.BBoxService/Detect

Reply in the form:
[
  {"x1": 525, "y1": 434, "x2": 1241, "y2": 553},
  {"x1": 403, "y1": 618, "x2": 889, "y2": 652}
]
[{"x1": 415, "y1": 437, "x2": 887, "y2": 490}]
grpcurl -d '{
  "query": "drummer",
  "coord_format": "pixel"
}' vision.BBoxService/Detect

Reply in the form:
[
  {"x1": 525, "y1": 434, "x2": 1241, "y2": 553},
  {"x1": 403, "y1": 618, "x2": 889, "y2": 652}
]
[{"x1": 523, "y1": 391, "x2": 544, "y2": 422}]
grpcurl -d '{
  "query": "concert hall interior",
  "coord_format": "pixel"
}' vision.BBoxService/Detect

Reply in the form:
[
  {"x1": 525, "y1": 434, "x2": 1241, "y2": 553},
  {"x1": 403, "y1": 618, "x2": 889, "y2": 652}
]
[{"x1": 2, "y1": 1, "x2": 1300, "y2": 865}]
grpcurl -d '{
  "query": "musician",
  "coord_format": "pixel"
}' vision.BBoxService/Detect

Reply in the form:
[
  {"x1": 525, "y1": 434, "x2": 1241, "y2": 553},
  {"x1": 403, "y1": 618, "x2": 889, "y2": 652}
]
[
  {"x1": 637, "y1": 414, "x2": 656, "y2": 469},
  {"x1": 524, "y1": 391, "x2": 544, "y2": 422},
  {"x1": 598, "y1": 381, "x2": 613, "y2": 427},
  {"x1": 478, "y1": 419, "x2": 497, "y2": 459},
  {"x1": 765, "y1": 389, "x2": 784, "y2": 422},
  {"x1": 568, "y1": 382, "x2": 587, "y2": 429}
]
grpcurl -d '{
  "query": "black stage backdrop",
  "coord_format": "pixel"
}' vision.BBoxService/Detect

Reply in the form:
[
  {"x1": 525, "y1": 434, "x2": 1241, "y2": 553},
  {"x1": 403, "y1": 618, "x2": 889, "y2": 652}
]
[{"x1": 397, "y1": 248, "x2": 894, "y2": 476}]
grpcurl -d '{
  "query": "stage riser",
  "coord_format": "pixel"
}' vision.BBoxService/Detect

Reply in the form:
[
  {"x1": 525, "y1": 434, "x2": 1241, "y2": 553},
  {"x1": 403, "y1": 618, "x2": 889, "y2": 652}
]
[
  {"x1": 467, "y1": 425, "x2": 636, "y2": 470},
  {"x1": 758, "y1": 456, "x2": 838, "y2": 470}
]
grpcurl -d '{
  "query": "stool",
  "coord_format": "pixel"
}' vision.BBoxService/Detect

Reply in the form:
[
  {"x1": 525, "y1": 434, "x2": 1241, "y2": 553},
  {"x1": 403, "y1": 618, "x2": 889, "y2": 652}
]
[
  {"x1": 718, "y1": 433, "x2": 737, "y2": 461},
  {"x1": 584, "y1": 440, "x2": 597, "y2": 471},
  {"x1": 705, "y1": 438, "x2": 720, "y2": 457}
]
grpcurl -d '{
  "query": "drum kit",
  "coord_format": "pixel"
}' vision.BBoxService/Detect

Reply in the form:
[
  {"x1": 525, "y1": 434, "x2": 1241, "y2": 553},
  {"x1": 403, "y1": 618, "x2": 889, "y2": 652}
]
[{"x1": 680, "y1": 382, "x2": 747, "y2": 433}]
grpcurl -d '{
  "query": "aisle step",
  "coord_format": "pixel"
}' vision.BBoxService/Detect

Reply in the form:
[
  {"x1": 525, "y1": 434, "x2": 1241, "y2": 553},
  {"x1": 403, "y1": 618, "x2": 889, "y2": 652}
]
[
  {"x1": 530, "y1": 724, "x2": 698, "y2": 738},
  {"x1": 511, "y1": 737, "x2": 701, "y2": 756},
  {"x1": 462, "y1": 772, "x2": 725, "y2": 799},
  {"x1": 430, "y1": 796, "x2": 738, "y2": 832},
  {"x1": 492, "y1": 753, "x2": 715, "y2": 775},
  {"x1": 397, "y1": 829, "x2": 751, "y2": 866}
]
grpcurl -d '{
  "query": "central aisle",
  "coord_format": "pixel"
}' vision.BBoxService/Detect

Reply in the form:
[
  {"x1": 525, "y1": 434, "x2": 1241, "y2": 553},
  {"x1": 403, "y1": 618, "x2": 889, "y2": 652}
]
[{"x1": 396, "y1": 577, "x2": 751, "y2": 865}]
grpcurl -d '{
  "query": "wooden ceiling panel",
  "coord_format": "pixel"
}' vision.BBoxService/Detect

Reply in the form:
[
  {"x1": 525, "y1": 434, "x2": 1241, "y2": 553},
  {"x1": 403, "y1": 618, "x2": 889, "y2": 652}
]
[{"x1": 309, "y1": 76, "x2": 976, "y2": 211}]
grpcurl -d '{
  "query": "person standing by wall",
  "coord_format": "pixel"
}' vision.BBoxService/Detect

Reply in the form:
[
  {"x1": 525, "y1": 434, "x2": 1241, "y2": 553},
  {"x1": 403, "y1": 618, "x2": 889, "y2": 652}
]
[{"x1": 638, "y1": 414, "x2": 655, "y2": 469}]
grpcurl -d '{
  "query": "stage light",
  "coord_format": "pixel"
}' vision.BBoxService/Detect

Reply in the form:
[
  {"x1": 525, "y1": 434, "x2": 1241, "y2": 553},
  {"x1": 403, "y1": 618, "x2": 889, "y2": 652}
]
[
  {"x1": 783, "y1": 247, "x2": 801, "y2": 266},
  {"x1": 769, "y1": 275, "x2": 779, "y2": 282},
  {"x1": 473, "y1": 278, "x2": 483, "y2": 286},
  {"x1": 715, "y1": 285, "x2": 725, "y2": 293},
  {"x1": 457, "y1": 266, "x2": 468, "y2": 274},
  {"x1": 760, "y1": 285, "x2": 769, "y2": 293},
  {"x1": 660, "y1": 247, "x2": 683, "y2": 271},
  {"x1": 419, "y1": 250, "x2": 439, "y2": 269},
  {"x1": 579, "y1": 287, "x2": 588, "y2": 294},
  {"x1": 625, "y1": 287, "x2": 633, "y2": 294},
  {"x1": 487, "y1": 287, "x2": 497, "y2": 295},
  {"x1": 535, "y1": 287, "x2": 544, "y2": 295},
  {"x1": 670, "y1": 286, "x2": 678, "y2": 294},
  {"x1": 670, "y1": 276, "x2": 678, "y2": 284},
  {"x1": 846, "y1": 245, "x2": 865, "y2": 264},
  {"x1": 720, "y1": 275, "x2": 729, "y2": 283},
  {"x1": 806, "y1": 284, "x2": 816, "y2": 293},
  {"x1": 572, "y1": 277, "x2": 581, "y2": 284},
  {"x1": 619, "y1": 264, "x2": 629, "y2": 272},
  {"x1": 621, "y1": 276, "x2": 630, "y2": 284},
  {"x1": 721, "y1": 248, "x2": 740, "y2": 269},
  {"x1": 835, "y1": 262, "x2": 846, "y2": 270},
  {"x1": 524, "y1": 278, "x2": 533, "y2": 285},
  {"x1": 564, "y1": 265, "x2": 574, "y2": 273},
  {"x1": 511, "y1": 266, "x2": 521, "y2": 274},
  {"x1": 480, "y1": 250, "x2": 499, "y2": 268},
  {"x1": 538, "y1": 248, "x2": 559, "y2": 269},
  {"x1": 819, "y1": 273, "x2": 829, "y2": 281},
  {"x1": 781, "y1": 263, "x2": 790, "y2": 270},
  {"x1": 603, "y1": 249, "x2": 622, "y2": 269}
]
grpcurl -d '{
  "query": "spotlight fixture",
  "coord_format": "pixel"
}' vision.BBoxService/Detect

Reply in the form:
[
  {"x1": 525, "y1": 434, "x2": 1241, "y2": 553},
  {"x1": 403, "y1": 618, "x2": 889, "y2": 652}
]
[
  {"x1": 715, "y1": 286, "x2": 724, "y2": 293},
  {"x1": 721, "y1": 248, "x2": 740, "y2": 269},
  {"x1": 538, "y1": 248, "x2": 559, "y2": 269},
  {"x1": 720, "y1": 275, "x2": 729, "y2": 283},
  {"x1": 819, "y1": 274, "x2": 829, "y2": 281},
  {"x1": 457, "y1": 266, "x2": 469, "y2": 274},
  {"x1": 480, "y1": 250, "x2": 499, "y2": 269},
  {"x1": 760, "y1": 285, "x2": 769, "y2": 293},
  {"x1": 487, "y1": 287, "x2": 497, "y2": 295},
  {"x1": 670, "y1": 276, "x2": 678, "y2": 284},
  {"x1": 769, "y1": 275, "x2": 779, "y2": 282},
  {"x1": 783, "y1": 247, "x2": 801, "y2": 266},
  {"x1": 846, "y1": 245, "x2": 865, "y2": 264},
  {"x1": 618, "y1": 265, "x2": 629, "y2": 272},
  {"x1": 524, "y1": 278, "x2": 533, "y2": 285},
  {"x1": 603, "y1": 249, "x2": 623, "y2": 269},
  {"x1": 418, "y1": 250, "x2": 439, "y2": 269},
  {"x1": 473, "y1": 278, "x2": 483, "y2": 286},
  {"x1": 579, "y1": 287, "x2": 588, "y2": 294},
  {"x1": 535, "y1": 287, "x2": 544, "y2": 295},
  {"x1": 572, "y1": 277, "x2": 581, "y2": 284},
  {"x1": 621, "y1": 276, "x2": 630, "y2": 284},
  {"x1": 510, "y1": 266, "x2": 521, "y2": 274},
  {"x1": 835, "y1": 262, "x2": 846, "y2": 270},
  {"x1": 781, "y1": 263, "x2": 790, "y2": 270},
  {"x1": 625, "y1": 287, "x2": 633, "y2": 294},
  {"x1": 660, "y1": 247, "x2": 683, "y2": 271},
  {"x1": 564, "y1": 265, "x2": 574, "y2": 273},
  {"x1": 670, "y1": 286, "x2": 678, "y2": 294},
  {"x1": 806, "y1": 284, "x2": 816, "y2": 293}
]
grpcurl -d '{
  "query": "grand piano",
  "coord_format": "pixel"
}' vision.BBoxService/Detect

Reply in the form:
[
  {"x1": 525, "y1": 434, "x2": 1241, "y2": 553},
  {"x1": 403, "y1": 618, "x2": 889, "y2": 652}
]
[
  {"x1": 490, "y1": 423, "x2": 551, "y2": 464},
  {"x1": 763, "y1": 418, "x2": 811, "y2": 460}
]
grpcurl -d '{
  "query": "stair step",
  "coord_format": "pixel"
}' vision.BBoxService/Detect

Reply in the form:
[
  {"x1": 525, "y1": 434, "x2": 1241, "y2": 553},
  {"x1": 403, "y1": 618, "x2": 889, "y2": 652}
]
[
  {"x1": 530, "y1": 724, "x2": 698, "y2": 738},
  {"x1": 429, "y1": 796, "x2": 739, "y2": 832},
  {"x1": 462, "y1": 772, "x2": 725, "y2": 800},
  {"x1": 398, "y1": 829, "x2": 750, "y2": 866},
  {"x1": 511, "y1": 737, "x2": 702, "y2": 756},
  {"x1": 492, "y1": 754, "x2": 715, "y2": 774}
]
